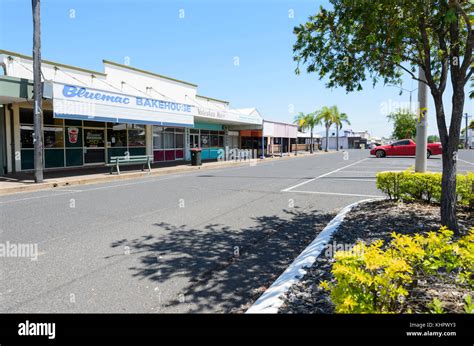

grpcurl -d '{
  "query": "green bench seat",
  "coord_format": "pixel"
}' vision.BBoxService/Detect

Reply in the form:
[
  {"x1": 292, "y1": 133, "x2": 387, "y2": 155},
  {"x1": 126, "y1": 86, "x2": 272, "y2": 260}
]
[{"x1": 105, "y1": 155, "x2": 153, "y2": 175}]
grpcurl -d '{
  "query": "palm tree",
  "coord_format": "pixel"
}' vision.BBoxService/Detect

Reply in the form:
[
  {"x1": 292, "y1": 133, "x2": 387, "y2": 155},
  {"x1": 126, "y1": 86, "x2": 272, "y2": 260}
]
[
  {"x1": 315, "y1": 106, "x2": 336, "y2": 152},
  {"x1": 331, "y1": 106, "x2": 351, "y2": 151},
  {"x1": 294, "y1": 112, "x2": 320, "y2": 153}
]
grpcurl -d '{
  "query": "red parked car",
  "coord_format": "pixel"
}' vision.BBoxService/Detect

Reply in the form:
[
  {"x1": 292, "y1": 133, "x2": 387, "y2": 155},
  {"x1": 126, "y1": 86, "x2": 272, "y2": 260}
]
[{"x1": 370, "y1": 139, "x2": 442, "y2": 158}]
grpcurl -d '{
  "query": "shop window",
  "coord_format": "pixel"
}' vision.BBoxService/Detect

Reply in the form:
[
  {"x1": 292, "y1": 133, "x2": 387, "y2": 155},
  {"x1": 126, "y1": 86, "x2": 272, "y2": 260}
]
[
  {"x1": 66, "y1": 148, "x2": 83, "y2": 167},
  {"x1": 190, "y1": 129, "x2": 200, "y2": 134},
  {"x1": 127, "y1": 124, "x2": 145, "y2": 130},
  {"x1": 44, "y1": 127, "x2": 65, "y2": 148},
  {"x1": 20, "y1": 126, "x2": 34, "y2": 149},
  {"x1": 45, "y1": 148, "x2": 65, "y2": 168},
  {"x1": 129, "y1": 147, "x2": 146, "y2": 156},
  {"x1": 107, "y1": 128, "x2": 127, "y2": 147},
  {"x1": 20, "y1": 149, "x2": 34, "y2": 170},
  {"x1": 154, "y1": 150, "x2": 164, "y2": 162},
  {"x1": 65, "y1": 126, "x2": 82, "y2": 147},
  {"x1": 128, "y1": 129, "x2": 146, "y2": 147},
  {"x1": 175, "y1": 133, "x2": 184, "y2": 148},
  {"x1": 163, "y1": 127, "x2": 175, "y2": 133},
  {"x1": 84, "y1": 129, "x2": 105, "y2": 147},
  {"x1": 165, "y1": 150, "x2": 175, "y2": 161},
  {"x1": 200, "y1": 134, "x2": 209, "y2": 148},
  {"x1": 175, "y1": 128, "x2": 184, "y2": 133},
  {"x1": 43, "y1": 110, "x2": 63, "y2": 126},
  {"x1": 164, "y1": 132, "x2": 175, "y2": 149},
  {"x1": 108, "y1": 123, "x2": 127, "y2": 130},
  {"x1": 175, "y1": 150, "x2": 184, "y2": 159},
  {"x1": 153, "y1": 127, "x2": 164, "y2": 149},
  {"x1": 218, "y1": 135, "x2": 224, "y2": 147},
  {"x1": 19, "y1": 108, "x2": 34, "y2": 124},
  {"x1": 65, "y1": 119, "x2": 82, "y2": 126},
  {"x1": 210, "y1": 134, "x2": 219, "y2": 147},
  {"x1": 83, "y1": 120, "x2": 105, "y2": 128}
]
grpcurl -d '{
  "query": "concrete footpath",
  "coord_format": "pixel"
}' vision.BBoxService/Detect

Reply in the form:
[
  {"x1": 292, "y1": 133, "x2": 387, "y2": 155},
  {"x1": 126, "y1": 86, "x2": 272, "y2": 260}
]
[{"x1": 0, "y1": 151, "x2": 322, "y2": 196}]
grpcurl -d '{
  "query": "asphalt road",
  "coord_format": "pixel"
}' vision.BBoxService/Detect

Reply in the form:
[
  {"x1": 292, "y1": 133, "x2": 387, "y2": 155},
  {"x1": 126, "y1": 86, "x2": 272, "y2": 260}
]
[{"x1": 1, "y1": 150, "x2": 473, "y2": 313}]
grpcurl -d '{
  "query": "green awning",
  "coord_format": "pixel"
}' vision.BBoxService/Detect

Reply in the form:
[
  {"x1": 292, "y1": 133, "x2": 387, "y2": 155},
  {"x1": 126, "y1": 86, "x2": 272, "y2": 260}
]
[{"x1": 0, "y1": 75, "x2": 33, "y2": 103}]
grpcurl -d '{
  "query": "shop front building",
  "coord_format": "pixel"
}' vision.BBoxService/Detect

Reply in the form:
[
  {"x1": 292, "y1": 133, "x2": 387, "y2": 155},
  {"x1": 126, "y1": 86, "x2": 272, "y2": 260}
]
[
  {"x1": 18, "y1": 105, "x2": 148, "y2": 170},
  {"x1": 0, "y1": 49, "x2": 265, "y2": 175},
  {"x1": 193, "y1": 100, "x2": 263, "y2": 160},
  {"x1": 262, "y1": 120, "x2": 298, "y2": 156}
]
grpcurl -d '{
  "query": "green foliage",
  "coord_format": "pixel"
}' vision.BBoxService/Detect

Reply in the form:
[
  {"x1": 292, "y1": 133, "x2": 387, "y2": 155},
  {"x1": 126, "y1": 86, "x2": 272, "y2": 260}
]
[
  {"x1": 332, "y1": 106, "x2": 351, "y2": 130},
  {"x1": 427, "y1": 135, "x2": 440, "y2": 143},
  {"x1": 387, "y1": 110, "x2": 417, "y2": 140},
  {"x1": 321, "y1": 227, "x2": 474, "y2": 313},
  {"x1": 376, "y1": 171, "x2": 474, "y2": 206},
  {"x1": 294, "y1": 111, "x2": 321, "y2": 153},
  {"x1": 428, "y1": 298, "x2": 445, "y2": 314},
  {"x1": 464, "y1": 295, "x2": 474, "y2": 313},
  {"x1": 294, "y1": 111, "x2": 321, "y2": 132},
  {"x1": 293, "y1": 0, "x2": 473, "y2": 94},
  {"x1": 315, "y1": 106, "x2": 337, "y2": 128}
]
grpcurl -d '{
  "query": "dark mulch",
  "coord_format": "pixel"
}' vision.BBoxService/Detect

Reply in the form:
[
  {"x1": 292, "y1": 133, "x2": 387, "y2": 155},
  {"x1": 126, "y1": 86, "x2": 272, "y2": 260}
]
[{"x1": 279, "y1": 200, "x2": 473, "y2": 314}]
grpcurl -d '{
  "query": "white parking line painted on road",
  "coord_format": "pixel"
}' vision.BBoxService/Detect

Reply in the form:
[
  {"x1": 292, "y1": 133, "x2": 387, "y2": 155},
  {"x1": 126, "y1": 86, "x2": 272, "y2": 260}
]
[
  {"x1": 321, "y1": 178, "x2": 375, "y2": 182},
  {"x1": 458, "y1": 158, "x2": 474, "y2": 166},
  {"x1": 280, "y1": 158, "x2": 368, "y2": 192},
  {"x1": 0, "y1": 174, "x2": 186, "y2": 205},
  {"x1": 0, "y1": 191, "x2": 78, "y2": 204},
  {"x1": 286, "y1": 190, "x2": 383, "y2": 198}
]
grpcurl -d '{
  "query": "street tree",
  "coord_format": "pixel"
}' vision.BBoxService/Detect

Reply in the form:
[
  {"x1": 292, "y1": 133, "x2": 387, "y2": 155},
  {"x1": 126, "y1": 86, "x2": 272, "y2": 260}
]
[
  {"x1": 294, "y1": 111, "x2": 320, "y2": 153},
  {"x1": 332, "y1": 106, "x2": 351, "y2": 150},
  {"x1": 293, "y1": 0, "x2": 473, "y2": 232},
  {"x1": 316, "y1": 106, "x2": 337, "y2": 152},
  {"x1": 387, "y1": 109, "x2": 418, "y2": 140}
]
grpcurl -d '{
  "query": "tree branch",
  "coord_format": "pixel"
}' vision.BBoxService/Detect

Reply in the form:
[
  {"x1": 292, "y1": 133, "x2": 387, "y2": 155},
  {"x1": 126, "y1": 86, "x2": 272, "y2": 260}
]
[
  {"x1": 395, "y1": 63, "x2": 429, "y2": 85},
  {"x1": 452, "y1": 0, "x2": 473, "y2": 79},
  {"x1": 465, "y1": 67, "x2": 473, "y2": 85},
  {"x1": 419, "y1": 14, "x2": 437, "y2": 90}
]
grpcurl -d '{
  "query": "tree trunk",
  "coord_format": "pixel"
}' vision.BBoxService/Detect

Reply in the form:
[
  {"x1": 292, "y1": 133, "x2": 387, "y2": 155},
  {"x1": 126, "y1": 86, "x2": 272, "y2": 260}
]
[
  {"x1": 433, "y1": 85, "x2": 464, "y2": 233},
  {"x1": 440, "y1": 145, "x2": 458, "y2": 232},
  {"x1": 310, "y1": 130, "x2": 314, "y2": 154},
  {"x1": 336, "y1": 125, "x2": 339, "y2": 151},
  {"x1": 325, "y1": 125, "x2": 329, "y2": 152}
]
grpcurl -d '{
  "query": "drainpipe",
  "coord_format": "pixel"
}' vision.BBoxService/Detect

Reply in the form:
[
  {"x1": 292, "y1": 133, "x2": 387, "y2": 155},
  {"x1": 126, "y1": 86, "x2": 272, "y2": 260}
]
[{"x1": 7, "y1": 104, "x2": 15, "y2": 172}]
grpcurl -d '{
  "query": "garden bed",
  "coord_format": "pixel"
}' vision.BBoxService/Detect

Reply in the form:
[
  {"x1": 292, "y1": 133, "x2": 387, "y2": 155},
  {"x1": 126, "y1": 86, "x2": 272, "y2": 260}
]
[{"x1": 279, "y1": 200, "x2": 473, "y2": 314}]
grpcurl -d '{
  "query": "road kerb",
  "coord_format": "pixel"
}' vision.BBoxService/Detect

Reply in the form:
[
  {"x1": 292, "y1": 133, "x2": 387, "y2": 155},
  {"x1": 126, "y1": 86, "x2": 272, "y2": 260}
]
[{"x1": 245, "y1": 198, "x2": 380, "y2": 314}]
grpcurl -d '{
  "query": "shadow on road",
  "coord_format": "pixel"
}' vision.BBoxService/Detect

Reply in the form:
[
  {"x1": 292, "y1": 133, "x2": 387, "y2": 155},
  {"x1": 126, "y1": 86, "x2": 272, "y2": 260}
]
[{"x1": 110, "y1": 207, "x2": 335, "y2": 313}]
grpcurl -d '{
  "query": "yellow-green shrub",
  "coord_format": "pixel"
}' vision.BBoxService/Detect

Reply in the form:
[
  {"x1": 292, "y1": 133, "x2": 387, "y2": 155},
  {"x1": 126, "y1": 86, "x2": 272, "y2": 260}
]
[
  {"x1": 321, "y1": 227, "x2": 474, "y2": 313},
  {"x1": 457, "y1": 172, "x2": 474, "y2": 206},
  {"x1": 376, "y1": 171, "x2": 473, "y2": 205}
]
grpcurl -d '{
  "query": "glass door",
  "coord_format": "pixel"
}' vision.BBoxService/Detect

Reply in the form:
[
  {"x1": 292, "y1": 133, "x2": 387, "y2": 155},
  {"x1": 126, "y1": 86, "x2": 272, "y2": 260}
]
[
  {"x1": 84, "y1": 128, "x2": 105, "y2": 164},
  {"x1": 189, "y1": 134, "x2": 200, "y2": 148}
]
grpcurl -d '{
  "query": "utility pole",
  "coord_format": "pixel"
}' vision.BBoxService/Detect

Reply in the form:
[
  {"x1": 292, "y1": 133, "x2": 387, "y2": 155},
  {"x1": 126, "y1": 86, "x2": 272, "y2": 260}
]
[
  {"x1": 32, "y1": 0, "x2": 43, "y2": 183},
  {"x1": 415, "y1": 67, "x2": 428, "y2": 173}
]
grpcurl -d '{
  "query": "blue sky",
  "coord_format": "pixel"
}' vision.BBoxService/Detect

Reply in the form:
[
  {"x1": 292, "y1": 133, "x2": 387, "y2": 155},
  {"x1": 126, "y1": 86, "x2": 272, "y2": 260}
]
[{"x1": 0, "y1": 0, "x2": 472, "y2": 137}]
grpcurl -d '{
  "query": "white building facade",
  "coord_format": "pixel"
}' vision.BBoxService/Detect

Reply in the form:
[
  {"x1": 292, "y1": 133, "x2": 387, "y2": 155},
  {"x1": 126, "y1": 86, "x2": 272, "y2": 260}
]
[{"x1": 0, "y1": 49, "x2": 266, "y2": 174}]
